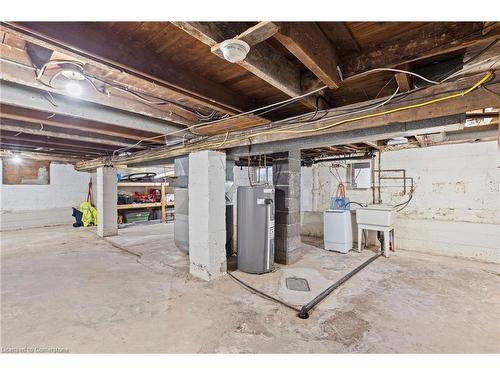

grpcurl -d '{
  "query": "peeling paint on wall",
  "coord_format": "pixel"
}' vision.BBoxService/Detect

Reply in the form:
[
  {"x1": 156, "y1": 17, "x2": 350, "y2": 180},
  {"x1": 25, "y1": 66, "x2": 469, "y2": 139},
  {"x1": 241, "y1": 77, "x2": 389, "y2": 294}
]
[
  {"x1": 301, "y1": 141, "x2": 500, "y2": 263},
  {"x1": 432, "y1": 181, "x2": 466, "y2": 194}
]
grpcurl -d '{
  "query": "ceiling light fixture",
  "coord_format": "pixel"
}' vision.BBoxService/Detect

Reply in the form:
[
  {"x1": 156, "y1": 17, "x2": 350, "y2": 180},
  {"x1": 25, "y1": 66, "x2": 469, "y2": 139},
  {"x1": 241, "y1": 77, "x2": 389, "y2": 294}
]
[
  {"x1": 59, "y1": 67, "x2": 85, "y2": 97},
  {"x1": 60, "y1": 68, "x2": 85, "y2": 81},
  {"x1": 386, "y1": 137, "x2": 409, "y2": 146},
  {"x1": 219, "y1": 39, "x2": 250, "y2": 63},
  {"x1": 12, "y1": 155, "x2": 22, "y2": 164},
  {"x1": 65, "y1": 81, "x2": 83, "y2": 96}
]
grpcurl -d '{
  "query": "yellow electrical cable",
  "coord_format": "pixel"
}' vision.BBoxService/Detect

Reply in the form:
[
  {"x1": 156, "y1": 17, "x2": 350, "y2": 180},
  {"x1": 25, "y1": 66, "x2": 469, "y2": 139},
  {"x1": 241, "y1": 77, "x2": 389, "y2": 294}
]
[
  {"x1": 200, "y1": 70, "x2": 493, "y2": 151},
  {"x1": 105, "y1": 70, "x2": 493, "y2": 163}
]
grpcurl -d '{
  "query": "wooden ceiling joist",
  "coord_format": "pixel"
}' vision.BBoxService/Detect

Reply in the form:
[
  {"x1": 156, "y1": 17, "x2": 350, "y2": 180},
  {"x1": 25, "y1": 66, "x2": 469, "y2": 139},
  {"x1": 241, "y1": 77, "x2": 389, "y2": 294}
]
[
  {"x1": 0, "y1": 149, "x2": 86, "y2": 162},
  {"x1": 274, "y1": 22, "x2": 341, "y2": 89},
  {"x1": 414, "y1": 135, "x2": 428, "y2": 147},
  {"x1": 76, "y1": 71, "x2": 499, "y2": 170},
  {"x1": 395, "y1": 72, "x2": 412, "y2": 92},
  {"x1": 0, "y1": 122, "x2": 146, "y2": 149},
  {"x1": 211, "y1": 22, "x2": 280, "y2": 53},
  {"x1": 0, "y1": 133, "x2": 118, "y2": 153},
  {"x1": 342, "y1": 22, "x2": 500, "y2": 80},
  {"x1": 0, "y1": 79, "x2": 182, "y2": 136},
  {"x1": 0, "y1": 108, "x2": 165, "y2": 144},
  {"x1": 0, "y1": 45, "x2": 199, "y2": 126},
  {"x1": 173, "y1": 22, "x2": 317, "y2": 109},
  {"x1": 363, "y1": 140, "x2": 382, "y2": 150},
  {"x1": 3, "y1": 22, "x2": 500, "y2": 163},
  {"x1": 0, "y1": 141, "x2": 104, "y2": 157},
  {"x1": 317, "y1": 22, "x2": 361, "y2": 55},
  {"x1": 5, "y1": 22, "x2": 258, "y2": 115},
  {"x1": 192, "y1": 115, "x2": 270, "y2": 136}
]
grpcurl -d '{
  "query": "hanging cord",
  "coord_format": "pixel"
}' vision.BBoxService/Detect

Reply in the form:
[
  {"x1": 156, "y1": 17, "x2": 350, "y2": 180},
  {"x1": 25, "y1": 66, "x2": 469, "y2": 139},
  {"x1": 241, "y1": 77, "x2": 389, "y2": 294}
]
[
  {"x1": 329, "y1": 163, "x2": 346, "y2": 198},
  {"x1": 247, "y1": 156, "x2": 254, "y2": 187},
  {"x1": 86, "y1": 177, "x2": 94, "y2": 207}
]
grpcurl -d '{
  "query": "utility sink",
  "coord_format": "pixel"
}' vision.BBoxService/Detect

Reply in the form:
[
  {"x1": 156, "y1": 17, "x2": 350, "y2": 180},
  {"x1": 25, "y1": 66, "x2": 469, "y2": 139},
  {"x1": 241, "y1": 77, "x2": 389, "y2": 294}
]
[{"x1": 355, "y1": 205, "x2": 394, "y2": 227}]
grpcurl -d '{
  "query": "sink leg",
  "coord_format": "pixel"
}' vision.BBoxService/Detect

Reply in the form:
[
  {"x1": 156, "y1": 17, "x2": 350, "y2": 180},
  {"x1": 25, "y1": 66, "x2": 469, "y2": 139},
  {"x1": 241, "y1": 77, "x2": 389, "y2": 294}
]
[
  {"x1": 383, "y1": 230, "x2": 390, "y2": 257},
  {"x1": 357, "y1": 228, "x2": 363, "y2": 252}
]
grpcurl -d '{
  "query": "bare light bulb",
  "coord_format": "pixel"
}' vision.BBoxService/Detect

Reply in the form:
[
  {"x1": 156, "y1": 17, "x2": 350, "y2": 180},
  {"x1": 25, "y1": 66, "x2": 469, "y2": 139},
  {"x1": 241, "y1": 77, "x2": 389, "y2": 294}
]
[
  {"x1": 66, "y1": 81, "x2": 83, "y2": 97},
  {"x1": 12, "y1": 155, "x2": 22, "y2": 164}
]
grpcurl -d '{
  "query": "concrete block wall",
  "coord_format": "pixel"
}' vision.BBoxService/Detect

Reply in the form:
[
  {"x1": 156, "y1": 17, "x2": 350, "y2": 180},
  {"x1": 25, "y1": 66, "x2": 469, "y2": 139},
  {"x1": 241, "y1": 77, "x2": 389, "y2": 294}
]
[
  {"x1": 0, "y1": 161, "x2": 93, "y2": 230},
  {"x1": 273, "y1": 151, "x2": 302, "y2": 264},
  {"x1": 301, "y1": 141, "x2": 500, "y2": 263}
]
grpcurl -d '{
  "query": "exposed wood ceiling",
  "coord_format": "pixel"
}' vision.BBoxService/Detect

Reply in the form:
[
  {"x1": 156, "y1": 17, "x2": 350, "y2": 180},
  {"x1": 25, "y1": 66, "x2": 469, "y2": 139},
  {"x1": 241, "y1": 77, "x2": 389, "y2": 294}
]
[{"x1": 0, "y1": 21, "x2": 499, "y2": 165}]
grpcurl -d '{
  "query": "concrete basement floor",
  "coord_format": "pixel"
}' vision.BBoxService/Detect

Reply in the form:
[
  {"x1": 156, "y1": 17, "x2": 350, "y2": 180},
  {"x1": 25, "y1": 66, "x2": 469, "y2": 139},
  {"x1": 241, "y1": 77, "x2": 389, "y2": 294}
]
[{"x1": 1, "y1": 223, "x2": 499, "y2": 353}]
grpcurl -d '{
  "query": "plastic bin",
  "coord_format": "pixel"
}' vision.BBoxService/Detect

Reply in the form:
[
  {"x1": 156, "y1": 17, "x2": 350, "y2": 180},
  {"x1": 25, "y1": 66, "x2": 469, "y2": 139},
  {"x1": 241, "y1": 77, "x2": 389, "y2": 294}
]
[{"x1": 124, "y1": 210, "x2": 150, "y2": 223}]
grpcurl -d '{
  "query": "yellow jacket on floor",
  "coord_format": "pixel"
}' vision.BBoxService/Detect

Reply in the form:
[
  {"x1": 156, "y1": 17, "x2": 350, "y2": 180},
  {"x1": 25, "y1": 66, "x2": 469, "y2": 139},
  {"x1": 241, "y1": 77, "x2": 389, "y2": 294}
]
[{"x1": 79, "y1": 202, "x2": 97, "y2": 227}]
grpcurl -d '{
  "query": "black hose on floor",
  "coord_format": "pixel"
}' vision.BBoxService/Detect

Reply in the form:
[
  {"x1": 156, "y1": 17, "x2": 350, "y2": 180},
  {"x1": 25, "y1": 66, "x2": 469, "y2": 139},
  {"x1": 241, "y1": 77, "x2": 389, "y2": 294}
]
[
  {"x1": 297, "y1": 253, "x2": 381, "y2": 319},
  {"x1": 229, "y1": 252, "x2": 382, "y2": 319},
  {"x1": 228, "y1": 272, "x2": 301, "y2": 313}
]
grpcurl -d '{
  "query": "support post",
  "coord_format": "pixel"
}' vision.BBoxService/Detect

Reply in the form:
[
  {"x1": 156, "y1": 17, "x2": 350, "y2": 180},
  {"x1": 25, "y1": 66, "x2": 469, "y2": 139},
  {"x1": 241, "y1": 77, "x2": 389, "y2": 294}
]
[
  {"x1": 161, "y1": 183, "x2": 166, "y2": 223},
  {"x1": 96, "y1": 166, "x2": 117, "y2": 237},
  {"x1": 272, "y1": 150, "x2": 302, "y2": 264},
  {"x1": 188, "y1": 150, "x2": 227, "y2": 280}
]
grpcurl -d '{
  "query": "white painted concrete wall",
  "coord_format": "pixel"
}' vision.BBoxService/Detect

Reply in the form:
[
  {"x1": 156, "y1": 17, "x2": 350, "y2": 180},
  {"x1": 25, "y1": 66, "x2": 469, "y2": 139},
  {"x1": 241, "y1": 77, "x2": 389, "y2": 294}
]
[
  {"x1": 0, "y1": 161, "x2": 92, "y2": 230},
  {"x1": 301, "y1": 142, "x2": 500, "y2": 263}
]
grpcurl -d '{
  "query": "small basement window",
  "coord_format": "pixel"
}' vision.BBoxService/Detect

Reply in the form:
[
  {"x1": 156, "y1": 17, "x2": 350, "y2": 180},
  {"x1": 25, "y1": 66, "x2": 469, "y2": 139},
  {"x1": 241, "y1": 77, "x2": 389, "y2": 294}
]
[{"x1": 2, "y1": 158, "x2": 50, "y2": 185}]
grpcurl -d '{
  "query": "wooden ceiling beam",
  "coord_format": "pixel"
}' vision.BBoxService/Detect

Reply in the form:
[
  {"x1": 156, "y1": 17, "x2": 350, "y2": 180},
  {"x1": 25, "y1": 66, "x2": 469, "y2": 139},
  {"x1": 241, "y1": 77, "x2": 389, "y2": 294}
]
[
  {"x1": 395, "y1": 72, "x2": 412, "y2": 92},
  {"x1": 0, "y1": 122, "x2": 146, "y2": 149},
  {"x1": 317, "y1": 22, "x2": 361, "y2": 55},
  {"x1": 6, "y1": 22, "x2": 257, "y2": 115},
  {"x1": 0, "y1": 79, "x2": 182, "y2": 136},
  {"x1": 0, "y1": 141, "x2": 104, "y2": 156},
  {"x1": 0, "y1": 144, "x2": 96, "y2": 159},
  {"x1": 76, "y1": 71, "x2": 499, "y2": 170},
  {"x1": 0, "y1": 133, "x2": 117, "y2": 153},
  {"x1": 211, "y1": 22, "x2": 280, "y2": 52},
  {"x1": 0, "y1": 44, "x2": 198, "y2": 126},
  {"x1": 173, "y1": 22, "x2": 317, "y2": 110},
  {"x1": 0, "y1": 149, "x2": 85, "y2": 162},
  {"x1": 0, "y1": 111, "x2": 164, "y2": 144},
  {"x1": 414, "y1": 135, "x2": 428, "y2": 147},
  {"x1": 363, "y1": 140, "x2": 382, "y2": 150},
  {"x1": 209, "y1": 21, "x2": 342, "y2": 90},
  {"x1": 192, "y1": 115, "x2": 270, "y2": 136},
  {"x1": 274, "y1": 22, "x2": 341, "y2": 89},
  {"x1": 342, "y1": 22, "x2": 500, "y2": 80}
]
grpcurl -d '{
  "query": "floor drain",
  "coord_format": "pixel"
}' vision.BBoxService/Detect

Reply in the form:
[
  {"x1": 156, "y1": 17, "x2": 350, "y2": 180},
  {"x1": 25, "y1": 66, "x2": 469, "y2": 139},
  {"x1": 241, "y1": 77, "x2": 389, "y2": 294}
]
[{"x1": 286, "y1": 277, "x2": 310, "y2": 292}]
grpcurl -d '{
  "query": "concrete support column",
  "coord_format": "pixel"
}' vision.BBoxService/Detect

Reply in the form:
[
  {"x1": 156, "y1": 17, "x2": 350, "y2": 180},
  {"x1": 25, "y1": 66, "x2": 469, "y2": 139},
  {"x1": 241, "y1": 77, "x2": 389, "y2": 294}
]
[
  {"x1": 273, "y1": 150, "x2": 301, "y2": 264},
  {"x1": 96, "y1": 166, "x2": 117, "y2": 238},
  {"x1": 188, "y1": 150, "x2": 227, "y2": 280}
]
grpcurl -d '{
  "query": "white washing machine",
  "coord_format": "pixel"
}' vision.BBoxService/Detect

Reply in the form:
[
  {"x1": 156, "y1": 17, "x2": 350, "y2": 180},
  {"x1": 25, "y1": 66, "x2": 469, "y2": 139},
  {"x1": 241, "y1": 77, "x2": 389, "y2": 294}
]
[{"x1": 324, "y1": 209, "x2": 353, "y2": 253}]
